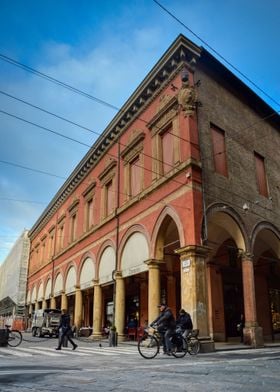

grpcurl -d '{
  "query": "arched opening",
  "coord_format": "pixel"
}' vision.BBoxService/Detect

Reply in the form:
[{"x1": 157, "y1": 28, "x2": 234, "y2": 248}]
[
  {"x1": 207, "y1": 209, "x2": 246, "y2": 341},
  {"x1": 253, "y1": 227, "x2": 280, "y2": 341},
  {"x1": 154, "y1": 215, "x2": 181, "y2": 316}
]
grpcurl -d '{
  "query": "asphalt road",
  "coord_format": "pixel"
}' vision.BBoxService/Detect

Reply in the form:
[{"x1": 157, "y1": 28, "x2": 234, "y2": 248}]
[{"x1": 0, "y1": 333, "x2": 280, "y2": 391}]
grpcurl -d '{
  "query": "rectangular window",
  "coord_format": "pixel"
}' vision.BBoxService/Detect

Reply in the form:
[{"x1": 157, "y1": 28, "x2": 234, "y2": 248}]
[
  {"x1": 48, "y1": 232, "x2": 54, "y2": 259},
  {"x1": 58, "y1": 224, "x2": 64, "y2": 251},
  {"x1": 70, "y1": 213, "x2": 77, "y2": 242},
  {"x1": 86, "y1": 198, "x2": 94, "y2": 230},
  {"x1": 130, "y1": 156, "x2": 141, "y2": 197},
  {"x1": 211, "y1": 124, "x2": 228, "y2": 177},
  {"x1": 161, "y1": 128, "x2": 174, "y2": 175},
  {"x1": 254, "y1": 152, "x2": 268, "y2": 197},
  {"x1": 106, "y1": 180, "x2": 114, "y2": 216}
]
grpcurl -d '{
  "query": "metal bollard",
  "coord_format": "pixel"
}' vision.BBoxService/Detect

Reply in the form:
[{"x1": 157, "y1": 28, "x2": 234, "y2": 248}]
[{"x1": 109, "y1": 330, "x2": 118, "y2": 347}]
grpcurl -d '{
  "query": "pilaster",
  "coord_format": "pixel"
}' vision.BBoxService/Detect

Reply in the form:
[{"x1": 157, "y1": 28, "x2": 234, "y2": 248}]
[
  {"x1": 241, "y1": 253, "x2": 264, "y2": 347},
  {"x1": 74, "y1": 286, "x2": 83, "y2": 330},
  {"x1": 175, "y1": 245, "x2": 214, "y2": 352},
  {"x1": 115, "y1": 272, "x2": 125, "y2": 340}
]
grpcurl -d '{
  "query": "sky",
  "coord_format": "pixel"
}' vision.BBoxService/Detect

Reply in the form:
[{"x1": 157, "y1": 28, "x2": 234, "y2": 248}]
[{"x1": 0, "y1": 0, "x2": 279, "y2": 264}]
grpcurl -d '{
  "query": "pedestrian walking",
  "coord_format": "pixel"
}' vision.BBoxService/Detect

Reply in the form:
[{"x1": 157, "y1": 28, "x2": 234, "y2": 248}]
[{"x1": 55, "y1": 309, "x2": 78, "y2": 351}]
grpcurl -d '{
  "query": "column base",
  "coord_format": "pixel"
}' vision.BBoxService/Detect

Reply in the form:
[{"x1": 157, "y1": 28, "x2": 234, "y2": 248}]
[
  {"x1": 199, "y1": 337, "x2": 215, "y2": 353},
  {"x1": 244, "y1": 326, "x2": 264, "y2": 348},
  {"x1": 89, "y1": 332, "x2": 103, "y2": 340}
]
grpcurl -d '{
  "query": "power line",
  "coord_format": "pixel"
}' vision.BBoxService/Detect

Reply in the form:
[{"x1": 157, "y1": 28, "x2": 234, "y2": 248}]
[
  {"x1": 0, "y1": 53, "x2": 198, "y2": 147},
  {"x1": 152, "y1": 0, "x2": 280, "y2": 109},
  {"x1": 0, "y1": 159, "x2": 66, "y2": 180},
  {"x1": 0, "y1": 90, "x2": 101, "y2": 137},
  {"x1": 0, "y1": 197, "x2": 47, "y2": 205},
  {"x1": 0, "y1": 109, "x2": 92, "y2": 148},
  {"x1": 1, "y1": 105, "x2": 279, "y2": 218},
  {"x1": 0, "y1": 53, "x2": 119, "y2": 111}
]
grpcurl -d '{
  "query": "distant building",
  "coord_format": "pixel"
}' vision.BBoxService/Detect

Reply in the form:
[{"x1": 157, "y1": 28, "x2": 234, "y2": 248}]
[
  {"x1": 0, "y1": 229, "x2": 30, "y2": 330},
  {"x1": 26, "y1": 35, "x2": 280, "y2": 350}
]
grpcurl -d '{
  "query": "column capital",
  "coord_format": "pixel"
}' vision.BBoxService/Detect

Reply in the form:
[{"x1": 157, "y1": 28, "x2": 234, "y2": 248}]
[
  {"x1": 92, "y1": 279, "x2": 100, "y2": 286},
  {"x1": 240, "y1": 251, "x2": 254, "y2": 262},
  {"x1": 145, "y1": 259, "x2": 164, "y2": 267},
  {"x1": 75, "y1": 285, "x2": 81, "y2": 290},
  {"x1": 175, "y1": 244, "x2": 211, "y2": 259},
  {"x1": 114, "y1": 271, "x2": 123, "y2": 280}
]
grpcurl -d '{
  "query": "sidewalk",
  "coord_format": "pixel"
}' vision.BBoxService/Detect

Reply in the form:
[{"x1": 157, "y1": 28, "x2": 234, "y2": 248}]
[{"x1": 120, "y1": 338, "x2": 280, "y2": 352}]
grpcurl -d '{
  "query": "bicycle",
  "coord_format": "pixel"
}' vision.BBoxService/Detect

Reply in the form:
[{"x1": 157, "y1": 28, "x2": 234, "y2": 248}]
[
  {"x1": 181, "y1": 328, "x2": 200, "y2": 355},
  {"x1": 137, "y1": 325, "x2": 200, "y2": 359},
  {"x1": 5, "y1": 325, "x2": 23, "y2": 347},
  {"x1": 137, "y1": 325, "x2": 187, "y2": 359}
]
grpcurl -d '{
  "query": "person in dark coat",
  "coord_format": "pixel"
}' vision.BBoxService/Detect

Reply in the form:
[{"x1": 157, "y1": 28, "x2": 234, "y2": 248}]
[
  {"x1": 151, "y1": 303, "x2": 176, "y2": 355},
  {"x1": 55, "y1": 309, "x2": 78, "y2": 351},
  {"x1": 237, "y1": 313, "x2": 245, "y2": 343},
  {"x1": 176, "y1": 309, "x2": 193, "y2": 338}
]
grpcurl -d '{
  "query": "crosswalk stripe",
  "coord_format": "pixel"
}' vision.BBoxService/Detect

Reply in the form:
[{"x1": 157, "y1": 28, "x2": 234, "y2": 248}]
[
  {"x1": 0, "y1": 347, "x2": 32, "y2": 357},
  {"x1": 30, "y1": 346, "x2": 91, "y2": 356},
  {"x1": 0, "y1": 345, "x2": 139, "y2": 358},
  {"x1": 14, "y1": 347, "x2": 67, "y2": 356},
  {"x1": 80, "y1": 346, "x2": 137, "y2": 355}
]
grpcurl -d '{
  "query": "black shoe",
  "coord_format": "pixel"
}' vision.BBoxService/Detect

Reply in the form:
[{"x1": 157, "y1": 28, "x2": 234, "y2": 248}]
[
  {"x1": 72, "y1": 344, "x2": 78, "y2": 351},
  {"x1": 166, "y1": 351, "x2": 172, "y2": 356},
  {"x1": 55, "y1": 347, "x2": 61, "y2": 350}
]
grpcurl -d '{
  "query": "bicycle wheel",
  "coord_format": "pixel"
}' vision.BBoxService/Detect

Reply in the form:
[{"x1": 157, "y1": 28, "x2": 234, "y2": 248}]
[
  {"x1": 171, "y1": 334, "x2": 187, "y2": 358},
  {"x1": 8, "y1": 330, "x2": 22, "y2": 347},
  {"x1": 138, "y1": 334, "x2": 159, "y2": 359},
  {"x1": 188, "y1": 338, "x2": 200, "y2": 355}
]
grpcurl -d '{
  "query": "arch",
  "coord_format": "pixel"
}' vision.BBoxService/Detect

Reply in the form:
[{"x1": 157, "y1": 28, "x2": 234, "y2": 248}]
[
  {"x1": 31, "y1": 285, "x2": 37, "y2": 304},
  {"x1": 151, "y1": 206, "x2": 185, "y2": 259},
  {"x1": 79, "y1": 257, "x2": 96, "y2": 289},
  {"x1": 251, "y1": 221, "x2": 280, "y2": 259},
  {"x1": 37, "y1": 281, "x2": 44, "y2": 301},
  {"x1": 120, "y1": 227, "x2": 150, "y2": 277},
  {"x1": 26, "y1": 289, "x2": 31, "y2": 304},
  {"x1": 44, "y1": 278, "x2": 52, "y2": 299},
  {"x1": 98, "y1": 245, "x2": 116, "y2": 285},
  {"x1": 65, "y1": 265, "x2": 77, "y2": 294},
  {"x1": 53, "y1": 272, "x2": 63, "y2": 296},
  {"x1": 206, "y1": 203, "x2": 248, "y2": 253}
]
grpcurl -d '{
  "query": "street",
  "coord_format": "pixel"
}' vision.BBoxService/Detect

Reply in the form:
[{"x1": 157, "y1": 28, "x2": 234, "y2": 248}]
[{"x1": 0, "y1": 333, "x2": 280, "y2": 391}]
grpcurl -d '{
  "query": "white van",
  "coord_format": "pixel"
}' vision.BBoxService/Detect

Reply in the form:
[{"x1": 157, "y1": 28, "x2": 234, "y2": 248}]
[{"x1": 31, "y1": 308, "x2": 61, "y2": 337}]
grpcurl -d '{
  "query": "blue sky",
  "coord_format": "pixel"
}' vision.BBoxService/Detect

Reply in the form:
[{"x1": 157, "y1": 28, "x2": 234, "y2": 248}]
[{"x1": 0, "y1": 0, "x2": 279, "y2": 263}]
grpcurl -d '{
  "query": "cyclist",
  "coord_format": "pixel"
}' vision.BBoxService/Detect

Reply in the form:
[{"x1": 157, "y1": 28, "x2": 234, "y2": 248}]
[
  {"x1": 176, "y1": 308, "x2": 193, "y2": 338},
  {"x1": 150, "y1": 303, "x2": 176, "y2": 355}
]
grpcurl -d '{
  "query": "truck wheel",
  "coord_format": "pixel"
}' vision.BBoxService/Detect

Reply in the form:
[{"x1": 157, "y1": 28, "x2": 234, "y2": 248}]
[
  {"x1": 39, "y1": 328, "x2": 44, "y2": 337},
  {"x1": 32, "y1": 328, "x2": 37, "y2": 337}
]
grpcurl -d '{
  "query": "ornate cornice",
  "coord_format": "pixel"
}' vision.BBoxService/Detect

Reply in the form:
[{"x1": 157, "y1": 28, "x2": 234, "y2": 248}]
[{"x1": 29, "y1": 35, "x2": 201, "y2": 239}]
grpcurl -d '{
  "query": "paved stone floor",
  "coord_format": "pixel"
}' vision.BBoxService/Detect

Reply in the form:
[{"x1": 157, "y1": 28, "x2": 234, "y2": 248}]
[{"x1": 0, "y1": 333, "x2": 279, "y2": 391}]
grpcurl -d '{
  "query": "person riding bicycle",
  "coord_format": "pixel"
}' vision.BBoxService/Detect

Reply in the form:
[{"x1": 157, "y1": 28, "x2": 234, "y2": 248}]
[
  {"x1": 150, "y1": 303, "x2": 176, "y2": 355},
  {"x1": 176, "y1": 308, "x2": 193, "y2": 338}
]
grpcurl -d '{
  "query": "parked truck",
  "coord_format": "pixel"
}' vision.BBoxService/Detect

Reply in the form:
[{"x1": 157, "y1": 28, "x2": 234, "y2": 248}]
[{"x1": 31, "y1": 308, "x2": 61, "y2": 337}]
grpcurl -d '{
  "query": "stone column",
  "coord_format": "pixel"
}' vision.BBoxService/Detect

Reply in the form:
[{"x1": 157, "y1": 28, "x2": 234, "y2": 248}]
[
  {"x1": 145, "y1": 259, "x2": 162, "y2": 323},
  {"x1": 74, "y1": 286, "x2": 83, "y2": 330},
  {"x1": 175, "y1": 245, "x2": 214, "y2": 352},
  {"x1": 167, "y1": 274, "x2": 176, "y2": 313},
  {"x1": 92, "y1": 280, "x2": 102, "y2": 338},
  {"x1": 241, "y1": 253, "x2": 264, "y2": 347},
  {"x1": 35, "y1": 301, "x2": 39, "y2": 311},
  {"x1": 50, "y1": 296, "x2": 56, "y2": 309},
  {"x1": 61, "y1": 292, "x2": 68, "y2": 310},
  {"x1": 42, "y1": 299, "x2": 47, "y2": 310},
  {"x1": 29, "y1": 304, "x2": 33, "y2": 315},
  {"x1": 115, "y1": 272, "x2": 125, "y2": 340}
]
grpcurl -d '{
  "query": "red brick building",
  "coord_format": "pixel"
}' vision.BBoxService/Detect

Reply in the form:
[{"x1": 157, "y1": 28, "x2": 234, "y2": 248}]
[{"x1": 27, "y1": 35, "x2": 280, "y2": 349}]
